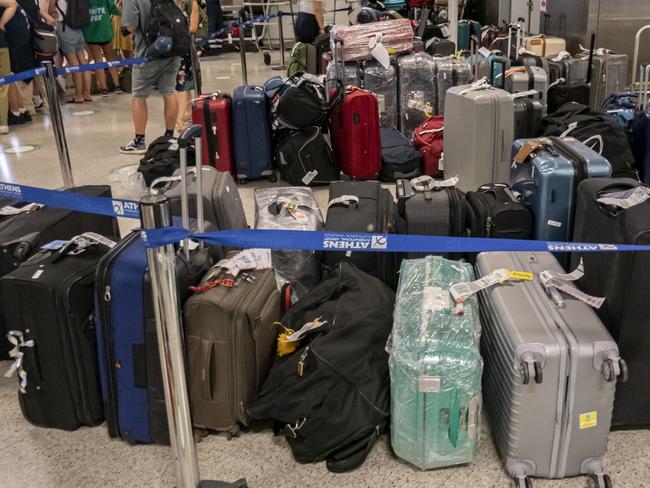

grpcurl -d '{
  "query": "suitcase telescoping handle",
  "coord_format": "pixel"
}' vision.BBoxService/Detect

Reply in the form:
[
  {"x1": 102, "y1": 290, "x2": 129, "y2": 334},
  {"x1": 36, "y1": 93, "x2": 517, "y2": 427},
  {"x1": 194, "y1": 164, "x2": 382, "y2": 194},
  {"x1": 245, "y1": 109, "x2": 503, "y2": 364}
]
[
  {"x1": 632, "y1": 25, "x2": 650, "y2": 89},
  {"x1": 178, "y1": 124, "x2": 206, "y2": 256}
]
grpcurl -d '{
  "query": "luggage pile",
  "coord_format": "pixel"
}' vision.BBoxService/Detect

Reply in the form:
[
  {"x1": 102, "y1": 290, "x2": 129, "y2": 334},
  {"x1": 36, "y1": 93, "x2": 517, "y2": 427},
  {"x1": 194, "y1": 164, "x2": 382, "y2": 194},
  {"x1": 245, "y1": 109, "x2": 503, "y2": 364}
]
[{"x1": 5, "y1": 13, "x2": 650, "y2": 488}]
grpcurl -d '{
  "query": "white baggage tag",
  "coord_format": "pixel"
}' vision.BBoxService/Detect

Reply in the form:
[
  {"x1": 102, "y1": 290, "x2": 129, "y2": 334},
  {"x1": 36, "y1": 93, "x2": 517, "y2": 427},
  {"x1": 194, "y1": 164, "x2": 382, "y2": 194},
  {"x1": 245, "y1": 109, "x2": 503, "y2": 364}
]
[
  {"x1": 376, "y1": 94, "x2": 386, "y2": 113},
  {"x1": 551, "y1": 50, "x2": 571, "y2": 62},
  {"x1": 440, "y1": 25, "x2": 450, "y2": 39},
  {"x1": 369, "y1": 33, "x2": 390, "y2": 69},
  {"x1": 596, "y1": 187, "x2": 650, "y2": 209},
  {"x1": 0, "y1": 203, "x2": 43, "y2": 215},
  {"x1": 411, "y1": 175, "x2": 459, "y2": 192},
  {"x1": 423, "y1": 286, "x2": 452, "y2": 313},
  {"x1": 285, "y1": 317, "x2": 328, "y2": 342},
  {"x1": 538, "y1": 259, "x2": 606, "y2": 309},
  {"x1": 327, "y1": 195, "x2": 359, "y2": 208},
  {"x1": 302, "y1": 170, "x2": 318, "y2": 186},
  {"x1": 478, "y1": 47, "x2": 492, "y2": 59},
  {"x1": 450, "y1": 268, "x2": 533, "y2": 314}
]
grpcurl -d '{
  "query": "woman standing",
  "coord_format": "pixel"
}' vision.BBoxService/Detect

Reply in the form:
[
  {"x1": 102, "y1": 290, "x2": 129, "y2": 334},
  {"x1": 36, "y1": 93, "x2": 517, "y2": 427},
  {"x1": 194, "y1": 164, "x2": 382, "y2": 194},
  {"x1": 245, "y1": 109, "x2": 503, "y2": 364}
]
[
  {"x1": 295, "y1": 0, "x2": 324, "y2": 43},
  {"x1": 111, "y1": 0, "x2": 131, "y2": 59},
  {"x1": 83, "y1": 0, "x2": 121, "y2": 95},
  {"x1": 174, "y1": 0, "x2": 199, "y2": 132}
]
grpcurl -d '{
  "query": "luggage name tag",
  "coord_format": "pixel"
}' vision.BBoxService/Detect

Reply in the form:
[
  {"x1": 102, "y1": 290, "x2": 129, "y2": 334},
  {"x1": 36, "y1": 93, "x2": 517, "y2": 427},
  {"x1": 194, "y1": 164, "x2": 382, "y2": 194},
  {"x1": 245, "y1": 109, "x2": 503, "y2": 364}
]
[
  {"x1": 406, "y1": 92, "x2": 433, "y2": 114},
  {"x1": 513, "y1": 138, "x2": 553, "y2": 165},
  {"x1": 284, "y1": 316, "x2": 328, "y2": 343},
  {"x1": 596, "y1": 187, "x2": 650, "y2": 209},
  {"x1": 302, "y1": 170, "x2": 319, "y2": 186},
  {"x1": 0, "y1": 203, "x2": 43, "y2": 216},
  {"x1": 539, "y1": 259, "x2": 605, "y2": 309},
  {"x1": 449, "y1": 269, "x2": 532, "y2": 315},
  {"x1": 411, "y1": 175, "x2": 459, "y2": 192}
]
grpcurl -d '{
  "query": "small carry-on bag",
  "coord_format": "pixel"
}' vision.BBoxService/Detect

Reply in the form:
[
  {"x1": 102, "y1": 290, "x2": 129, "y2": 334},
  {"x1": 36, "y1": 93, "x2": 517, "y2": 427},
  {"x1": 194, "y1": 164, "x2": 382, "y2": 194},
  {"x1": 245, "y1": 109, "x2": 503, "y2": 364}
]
[
  {"x1": 426, "y1": 37, "x2": 456, "y2": 57},
  {"x1": 329, "y1": 87, "x2": 381, "y2": 180},
  {"x1": 396, "y1": 176, "x2": 466, "y2": 259},
  {"x1": 390, "y1": 255, "x2": 482, "y2": 470},
  {"x1": 232, "y1": 85, "x2": 275, "y2": 184},
  {"x1": 379, "y1": 128, "x2": 422, "y2": 182},
  {"x1": 465, "y1": 183, "x2": 532, "y2": 239},
  {"x1": 95, "y1": 129, "x2": 213, "y2": 444},
  {"x1": 1, "y1": 233, "x2": 115, "y2": 430},
  {"x1": 191, "y1": 93, "x2": 235, "y2": 173},
  {"x1": 476, "y1": 251, "x2": 625, "y2": 488},
  {"x1": 287, "y1": 41, "x2": 318, "y2": 77},
  {"x1": 0, "y1": 185, "x2": 119, "y2": 359},
  {"x1": 254, "y1": 187, "x2": 323, "y2": 303},
  {"x1": 510, "y1": 136, "x2": 612, "y2": 243},
  {"x1": 398, "y1": 52, "x2": 438, "y2": 139},
  {"x1": 275, "y1": 127, "x2": 339, "y2": 186},
  {"x1": 444, "y1": 80, "x2": 514, "y2": 192},
  {"x1": 363, "y1": 60, "x2": 398, "y2": 129},
  {"x1": 138, "y1": 136, "x2": 191, "y2": 186},
  {"x1": 323, "y1": 181, "x2": 398, "y2": 289},
  {"x1": 413, "y1": 116, "x2": 444, "y2": 177},
  {"x1": 571, "y1": 178, "x2": 650, "y2": 429},
  {"x1": 184, "y1": 259, "x2": 280, "y2": 436},
  {"x1": 331, "y1": 19, "x2": 413, "y2": 61},
  {"x1": 247, "y1": 262, "x2": 395, "y2": 473}
]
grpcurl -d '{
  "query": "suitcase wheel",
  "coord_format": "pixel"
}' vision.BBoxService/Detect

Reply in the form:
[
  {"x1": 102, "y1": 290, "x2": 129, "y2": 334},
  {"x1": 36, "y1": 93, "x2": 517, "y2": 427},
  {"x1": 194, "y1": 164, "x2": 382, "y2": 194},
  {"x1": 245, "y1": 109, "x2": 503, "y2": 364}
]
[
  {"x1": 238, "y1": 178, "x2": 248, "y2": 185},
  {"x1": 519, "y1": 362, "x2": 530, "y2": 385},
  {"x1": 512, "y1": 476, "x2": 533, "y2": 488},
  {"x1": 588, "y1": 473, "x2": 612, "y2": 488},
  {"x1": 602, "y1": 359, "x2": 616, "y2": 383},
  {"x1": 533, "y1": 361, "x2": 543, "y2": 384},
  {"x1": 618, "y1": 359, "x2": 629, "y2": 383},
  {"x1": 263, "y1": 52, "x2": 271, "y2": 65}
]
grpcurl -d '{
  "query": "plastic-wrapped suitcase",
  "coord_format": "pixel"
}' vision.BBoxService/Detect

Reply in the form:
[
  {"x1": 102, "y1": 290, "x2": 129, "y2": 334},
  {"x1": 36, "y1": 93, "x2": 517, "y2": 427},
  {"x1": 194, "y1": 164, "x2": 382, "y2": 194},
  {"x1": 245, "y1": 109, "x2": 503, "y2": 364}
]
[
  {"x1": 396, "y1": 176, "x2": 466, "y2": 258},
  {"x1": 331, "y1": 19, "x2": 414, "y2": 61},
  {"x1": 513, "y1": 98, "x2": 543, "y2": 139},
  {"x1": 329, "y1": 87, "x2": 381, "y2": 180},
  {"x1": 326, "y1": 61, "x2": 361, "y2": 91},
  {"x1": 184, "y1": 263, "x2": 280, "y2": 435},
  {"x1": 444, "y1": 82, "x2": 514, "y2": 192},
  {"x1": 398, "y1": 52, "x2": 438, "y2": 139},
  {"x1": 0, "y1": 185, "x2": 119, "y2": 359},
  {"x1": 323, "y1": 181, "x2": 397, "y2": 289},
  {"x1": 570, "y1": 178, "x2": 650, "y2": 429},
  {"x1": 232, "y1": 85, "x2": 275, "y2": 184},
  {"x1": 505, "y1": 66, "x2": 548, "y2": 113},
  {"x1": 476, "y1": 251, "x2": 624, "y2": 488},
  {"x1": 379, "y1": 128, "x2": 422, "y2": 181},
  {"x1": 254, "y1": 187, "x2": 323, "y2": 303},
  {"x1": 510, "y1": 136, "x2": 612, "y2": 243},
  {"x1": 0, "y1": 235, "x2": 113, "y2": 430},
  {"x1": 390, "y1": 255, "x2": 482, "y2": 470},
  {"x1": 191, "y1": 93, "x2": 235, "y2": 173},
  {"x1": 435, "y1": 57, "x2": 472, "y2": 115},
  {"x1": 363, "y1": 60, "x2": 398, "y2": 129}
]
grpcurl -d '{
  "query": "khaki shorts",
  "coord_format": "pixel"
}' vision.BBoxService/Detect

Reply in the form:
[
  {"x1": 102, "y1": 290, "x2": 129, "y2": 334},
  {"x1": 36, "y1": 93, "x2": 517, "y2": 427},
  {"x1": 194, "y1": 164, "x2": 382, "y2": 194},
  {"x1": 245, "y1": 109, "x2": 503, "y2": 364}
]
[{"x1": 132, "y1": 57, "x2": 181, "y2": 99}]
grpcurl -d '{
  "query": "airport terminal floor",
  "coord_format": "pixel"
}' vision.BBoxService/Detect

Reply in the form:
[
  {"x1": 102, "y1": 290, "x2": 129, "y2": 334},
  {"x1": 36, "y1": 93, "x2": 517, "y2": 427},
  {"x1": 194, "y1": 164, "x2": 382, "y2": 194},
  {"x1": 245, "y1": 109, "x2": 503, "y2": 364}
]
[{"x1": 0, "y1": 53, "x2": 649, "y2": 488}]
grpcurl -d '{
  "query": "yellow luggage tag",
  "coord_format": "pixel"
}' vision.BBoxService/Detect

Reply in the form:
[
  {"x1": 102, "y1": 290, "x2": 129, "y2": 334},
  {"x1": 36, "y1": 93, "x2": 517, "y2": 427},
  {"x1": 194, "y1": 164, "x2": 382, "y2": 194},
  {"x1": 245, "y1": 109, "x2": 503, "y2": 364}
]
[{"x1": 275, "y1": 322, "x2": 297, "y2": 357}]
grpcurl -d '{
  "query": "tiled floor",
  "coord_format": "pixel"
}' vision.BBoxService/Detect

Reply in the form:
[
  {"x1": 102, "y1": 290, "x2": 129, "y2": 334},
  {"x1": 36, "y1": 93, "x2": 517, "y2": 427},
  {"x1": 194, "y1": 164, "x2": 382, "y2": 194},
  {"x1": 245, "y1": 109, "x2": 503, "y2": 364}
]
[{"x1": 0, "y1": 52, "x2": 649, "y2": 488}]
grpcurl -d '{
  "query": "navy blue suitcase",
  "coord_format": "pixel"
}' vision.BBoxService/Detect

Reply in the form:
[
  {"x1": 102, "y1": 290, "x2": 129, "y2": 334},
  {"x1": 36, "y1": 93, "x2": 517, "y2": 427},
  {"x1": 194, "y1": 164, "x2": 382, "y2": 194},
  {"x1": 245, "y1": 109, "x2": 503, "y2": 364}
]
[
  {"x1": 232, "y1": 85, "x2": 276, "y2": 184},
  {"x1": 95, "y1": 232, "x2": 210, "y2": 444}
]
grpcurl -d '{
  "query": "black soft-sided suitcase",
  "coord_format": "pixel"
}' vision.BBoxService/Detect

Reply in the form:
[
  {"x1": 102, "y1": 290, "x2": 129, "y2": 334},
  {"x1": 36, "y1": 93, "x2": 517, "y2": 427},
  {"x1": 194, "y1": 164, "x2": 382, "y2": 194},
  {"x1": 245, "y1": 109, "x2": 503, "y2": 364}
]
[
  {"x1": 0, "y1": 185, "x2": 119, "y2": 359},
  {"x1": 379, "y1": 128, "x2": 422, "y2": 182},
  {"x1": 571, "y1": 177, "x2": 650, "y2": 429},
  {"x1": 466, "y1": 183, "x2": 532, "y2": 239},
  {"x1": 323, "y1": 181, "x2": 398, "y2": 289},
  {"x1": 1, "y1": 238, "x2": 112, "y2": 430}
]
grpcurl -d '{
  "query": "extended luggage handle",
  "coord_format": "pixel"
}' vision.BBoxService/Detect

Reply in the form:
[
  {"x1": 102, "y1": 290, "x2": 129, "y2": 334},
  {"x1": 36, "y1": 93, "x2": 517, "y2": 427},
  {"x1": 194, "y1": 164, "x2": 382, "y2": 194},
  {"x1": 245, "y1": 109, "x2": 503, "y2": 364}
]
[
  {"x1": 637, "y1": 64, "x2": 650, "y2": 112},
  {"x1": 178, "y1": 124, "x2": 207, "y2": 256},
  {"x1": 632, "y1": 25, "x2": 650, "y2": 89}
]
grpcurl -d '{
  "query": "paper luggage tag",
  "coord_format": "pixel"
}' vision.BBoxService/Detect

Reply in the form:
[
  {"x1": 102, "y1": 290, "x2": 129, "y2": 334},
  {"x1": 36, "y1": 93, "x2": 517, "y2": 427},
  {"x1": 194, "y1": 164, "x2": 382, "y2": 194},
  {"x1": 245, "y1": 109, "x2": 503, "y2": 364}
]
[
  {"x1": 539, "y1": 259, "x2": 605, "y2": 309},
  {"x1": 596, "y1": 187, "x2": 650, "y2": 209},
  {"x1": 302, "y1": 170, "x2": 319, "y2": 186},
  {"x1": 449, "y1": 268, "x2": 532, "y2": 314},
  {"x1": 478, "y1": 47, "x2": 492, "y2": 59},
  {"x1": 0, "y1": 203, "x2": 43, "y2": 216},
  {"x1": 369, "y1": 33, "x2": 390, "y2": 69},
  {"x1": 284, "y1": 316, "x2": 328, "y2": 342},
  {"x1": 513, "y1": 138, "x2": 552, "y2": 165},
  {"x1": 411, "y1": 175, "x2": 459, "y2": 191}
]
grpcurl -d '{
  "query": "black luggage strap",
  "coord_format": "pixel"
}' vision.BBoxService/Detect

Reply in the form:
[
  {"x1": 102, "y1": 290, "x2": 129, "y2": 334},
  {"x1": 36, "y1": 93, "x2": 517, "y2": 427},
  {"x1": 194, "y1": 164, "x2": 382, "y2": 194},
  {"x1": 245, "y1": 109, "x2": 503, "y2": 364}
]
[
  {"x1": 525, "y1": 65, "x2": 535, "y2": 91},
  {"x1": 203, "y1": 96, "x2": 218, "y2": 167}
]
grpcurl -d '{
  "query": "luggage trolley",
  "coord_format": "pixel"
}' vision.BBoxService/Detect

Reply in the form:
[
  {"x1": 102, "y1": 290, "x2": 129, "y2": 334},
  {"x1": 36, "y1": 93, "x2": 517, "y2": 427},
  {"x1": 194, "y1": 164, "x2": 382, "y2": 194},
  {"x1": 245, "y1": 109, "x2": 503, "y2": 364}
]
[{"x1": 242, "y1": 0, "x2": 296, "y2": 67}]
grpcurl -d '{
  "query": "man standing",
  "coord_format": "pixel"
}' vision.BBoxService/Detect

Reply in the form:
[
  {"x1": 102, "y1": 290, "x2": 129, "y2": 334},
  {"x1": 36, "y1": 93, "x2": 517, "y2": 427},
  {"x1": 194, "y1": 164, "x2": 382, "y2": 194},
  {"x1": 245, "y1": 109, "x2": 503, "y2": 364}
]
[{"x1": 119, "y1": 0, "x2": 180, "y2": 154}]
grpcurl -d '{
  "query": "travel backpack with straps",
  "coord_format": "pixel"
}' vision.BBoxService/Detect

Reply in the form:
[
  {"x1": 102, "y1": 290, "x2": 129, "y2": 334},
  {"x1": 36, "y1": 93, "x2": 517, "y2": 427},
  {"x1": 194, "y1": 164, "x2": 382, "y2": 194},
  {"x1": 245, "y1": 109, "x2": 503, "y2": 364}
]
[
  {"x1": 145, "y1": 0, "x2": 189, "y2": 57},
  {"x1": 266, "y1": 74, "x2": 329, "y2": 130},
  {"x1": 56, "y1": 0, "x2": 90, "y2": 30}
]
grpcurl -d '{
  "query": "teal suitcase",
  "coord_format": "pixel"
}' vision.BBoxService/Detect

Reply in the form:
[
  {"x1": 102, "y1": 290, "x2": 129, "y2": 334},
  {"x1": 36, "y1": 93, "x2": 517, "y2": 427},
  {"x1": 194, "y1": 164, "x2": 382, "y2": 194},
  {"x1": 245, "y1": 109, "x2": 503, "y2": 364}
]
[{"x1": 389, "y1": 256, "x2": 483, "y2": 470}]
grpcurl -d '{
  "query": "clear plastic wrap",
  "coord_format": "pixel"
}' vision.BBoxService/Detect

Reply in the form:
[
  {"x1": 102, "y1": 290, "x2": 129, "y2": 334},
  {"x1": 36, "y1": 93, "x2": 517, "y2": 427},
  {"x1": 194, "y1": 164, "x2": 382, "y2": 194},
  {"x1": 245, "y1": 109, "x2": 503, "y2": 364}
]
[
  {"x1": 326, "y1": 61, "x2": 362, "y2": 91},
  {"x1": 363, "y1": 60, "x2": 398, "y2": 129},
  {"x1": 331, "y1": 19, "x2": 414, "y2": 62},
  {"x1": 253, "y1": 187, "x2": 323, "y2": 303},
  {"x1": 399, "y1": 52, "x2": 438, "y2": 139},
  {"x1": 435, "y1": 57, "x2": 473, "y2": 116},
  {"x1": 389, "y1": 255, "x2": 483, "y2": 470}
]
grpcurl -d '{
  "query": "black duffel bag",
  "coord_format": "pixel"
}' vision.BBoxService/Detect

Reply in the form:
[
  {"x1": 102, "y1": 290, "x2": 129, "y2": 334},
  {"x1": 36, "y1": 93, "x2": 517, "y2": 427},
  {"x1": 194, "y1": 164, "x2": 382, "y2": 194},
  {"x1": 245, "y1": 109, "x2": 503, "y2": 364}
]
[
  {"x1": 247, "y1": 262, "x2": 395, "y2": 473},
  {"x1": 274, "y1": 76, "x2": 328, "y2": 130},
  {"x1": 138, "y1": 136, "x2": 194, "y2": 186},
  {"x1": 379, "y1": 128, "x2": 422, "y2": 182},
  {"x1": 276, "y1": 127, "x2": 339, "y2": 186},
  {"x1": 542, "y1": 102, "x2": 638, "y2": 179}
]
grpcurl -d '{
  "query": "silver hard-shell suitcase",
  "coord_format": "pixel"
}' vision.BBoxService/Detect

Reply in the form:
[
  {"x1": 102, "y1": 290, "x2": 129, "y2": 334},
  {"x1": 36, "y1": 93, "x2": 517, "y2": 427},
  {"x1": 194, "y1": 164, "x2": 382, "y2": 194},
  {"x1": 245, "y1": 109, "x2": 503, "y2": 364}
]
[
  {"x1": 476, "y1": 251, "x2": 626, "y2": 488},
  {"x1": 578, "y1": 52, "x2": 628, "y2": 112},
  {"x1": 443, "y1": 83, "x2": 514, "y2": 192},
  {"x1": 505, "y1": 66, "x2": 548, "y2": 113}
]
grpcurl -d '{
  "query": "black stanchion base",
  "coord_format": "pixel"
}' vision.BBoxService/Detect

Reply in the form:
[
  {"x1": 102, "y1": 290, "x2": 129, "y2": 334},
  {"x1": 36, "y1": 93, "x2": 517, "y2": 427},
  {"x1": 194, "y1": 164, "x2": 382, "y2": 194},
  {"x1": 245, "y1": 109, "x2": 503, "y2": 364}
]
[{"x1": 199, "y1": 480, "x2": 248, "y2": 488}]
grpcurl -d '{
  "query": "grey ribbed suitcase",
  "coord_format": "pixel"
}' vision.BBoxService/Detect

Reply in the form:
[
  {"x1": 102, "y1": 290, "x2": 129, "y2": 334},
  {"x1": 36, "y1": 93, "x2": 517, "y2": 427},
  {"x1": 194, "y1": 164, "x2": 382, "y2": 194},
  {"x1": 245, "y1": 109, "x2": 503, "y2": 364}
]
[
  {"x1": 505, "y1": 66, "x2": 548, "y2": 113},
  {"x1": 476, "y1": 251, "x2": 626, "y2": 488},
  {"x1": 578, "y1": 52, "x2": 628, "y2": 112},
  {"x1": 443, "y1": 84, "x2": 514, "y2": 192}
]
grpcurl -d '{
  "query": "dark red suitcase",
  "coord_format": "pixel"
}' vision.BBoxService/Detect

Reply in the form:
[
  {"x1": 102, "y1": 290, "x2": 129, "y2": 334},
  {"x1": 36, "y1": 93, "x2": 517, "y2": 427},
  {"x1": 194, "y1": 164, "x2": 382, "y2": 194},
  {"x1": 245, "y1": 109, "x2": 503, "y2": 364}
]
[
  {"x1": 330, "y1": 87, "x2": 381, "y2": 180},
  {"x1": 191, "y1": 93, "x2": 235, "y2": 174}
]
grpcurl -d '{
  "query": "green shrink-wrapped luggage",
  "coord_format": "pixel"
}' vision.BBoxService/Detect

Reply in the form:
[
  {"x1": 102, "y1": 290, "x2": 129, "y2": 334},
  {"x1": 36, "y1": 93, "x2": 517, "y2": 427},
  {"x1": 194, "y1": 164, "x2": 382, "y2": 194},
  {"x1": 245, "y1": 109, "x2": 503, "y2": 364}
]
[{"x1": 389, "y1": 256, "x2": 483, "y2": 470}]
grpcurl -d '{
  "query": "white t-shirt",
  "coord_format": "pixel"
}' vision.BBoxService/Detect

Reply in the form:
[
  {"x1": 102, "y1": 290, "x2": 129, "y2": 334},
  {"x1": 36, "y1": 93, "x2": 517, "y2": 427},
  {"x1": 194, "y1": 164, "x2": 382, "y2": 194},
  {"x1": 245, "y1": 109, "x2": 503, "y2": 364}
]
[
  {"x1": 299, "y1": 0, "x2": 323, "y2": 15},
  {"x1": 56, "y1": 0, "x2": 68, "y2": 16}
]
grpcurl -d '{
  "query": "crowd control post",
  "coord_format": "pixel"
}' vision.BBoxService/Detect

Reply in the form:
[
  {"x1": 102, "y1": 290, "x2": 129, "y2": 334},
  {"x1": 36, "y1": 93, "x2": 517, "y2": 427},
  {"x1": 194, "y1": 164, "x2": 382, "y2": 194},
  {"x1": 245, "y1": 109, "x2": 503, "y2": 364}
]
[
  {"x1": 239, "y1": 18, "x2": 249, "y2": 84},
  {"x1": 139, "y1": 195, "x2": 247, "y2": 488},
  {"x1": 42, "y1": 61, "x2": 75, "y2": 189},
  {"x1": 271, "y1": 11, "x2": 287, "y2": 71}
]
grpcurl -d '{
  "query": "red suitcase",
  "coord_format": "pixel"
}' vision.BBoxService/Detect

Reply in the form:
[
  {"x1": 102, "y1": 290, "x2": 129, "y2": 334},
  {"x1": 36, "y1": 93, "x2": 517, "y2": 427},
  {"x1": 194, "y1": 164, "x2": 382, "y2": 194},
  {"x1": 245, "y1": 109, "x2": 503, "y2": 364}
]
[
  {"x1": 330, "y1": 87, "x2": 381, "y2": 180},
  {"x1": 191, "y1": 93, "x2": 235, "y2": 174}
]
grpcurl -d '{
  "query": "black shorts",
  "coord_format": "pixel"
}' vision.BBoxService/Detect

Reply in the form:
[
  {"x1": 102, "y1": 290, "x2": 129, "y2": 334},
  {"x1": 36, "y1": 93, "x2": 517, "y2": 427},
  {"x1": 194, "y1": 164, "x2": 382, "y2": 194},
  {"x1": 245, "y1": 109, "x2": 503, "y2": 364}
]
[{"x1": 295, "y1": 12, "x2": 319, "y2": 43}]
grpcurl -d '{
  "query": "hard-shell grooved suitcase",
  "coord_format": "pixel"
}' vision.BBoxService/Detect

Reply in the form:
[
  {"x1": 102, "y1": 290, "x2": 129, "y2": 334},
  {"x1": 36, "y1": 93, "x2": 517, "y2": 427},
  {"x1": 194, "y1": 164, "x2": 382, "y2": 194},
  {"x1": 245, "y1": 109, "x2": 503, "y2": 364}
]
[
  {"x1": 579, "y1": 52, "x2": 628, "y2": 113},
  {"x1": 363, "y1": 60, "x2": 398, "y2": 129},
  {"x1": 510, "y1": 136, "x2": 612, "y2": 243},
  {"x1": 570, "y1": 178, "x2": 650, "y2": 429},
  {"x1": 232, "y1": 85, "x2": 275, "y2": 184},
  {"x1": 191, "y1": 93, "x2": 235, "y2": 173},
  {"x1": 505, "y1": 66, "x2": 548, "y2": 113},
  {"x1": 444, "y1": 84, "x2": 514, "y2": 192},
  {"x1": 476, "y1": 251, "x2": 624, "y2": 488},
  {"x1": 524, "y1": 35, "x2": 566, "y2": 58},
  {"x1": 514, "y1": 98, "x2": 543, "y2": 139},
  {"x1": 390, "y1": 255, "x2": 482, "y2": 470},
  {"x1": 398, "y1": 52, "x2": 438, "y2": 139},
  {"x1": 184, "y1": 266, "x2": 280, "y2": 435}
]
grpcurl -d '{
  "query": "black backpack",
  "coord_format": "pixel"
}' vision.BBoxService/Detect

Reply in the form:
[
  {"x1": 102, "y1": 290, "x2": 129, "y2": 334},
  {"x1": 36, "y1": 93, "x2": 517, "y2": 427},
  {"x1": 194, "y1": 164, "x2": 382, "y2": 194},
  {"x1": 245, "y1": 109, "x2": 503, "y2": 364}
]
[
  {"x1": 145, "y1": 0, "x2": 189, "y2": 57},
  {"x1": 138, "y1": 136, "x2": 194, "y2": 186},
  {"x1": 56, "y1": 0, "x2": 90, "y2": 29},
  {"x1": 542, "y1": 102, "x2": 638, "y2": 179},
  {"x1": 247, "y1": 263, "x2": 395, "y2": 473}
]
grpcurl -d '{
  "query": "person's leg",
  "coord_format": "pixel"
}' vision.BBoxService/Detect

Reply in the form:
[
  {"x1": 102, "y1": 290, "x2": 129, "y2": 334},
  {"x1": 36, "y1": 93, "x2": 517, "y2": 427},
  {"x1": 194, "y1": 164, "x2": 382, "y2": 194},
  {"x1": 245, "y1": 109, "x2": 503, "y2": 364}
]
[
  {"x1": 175, "y1": 90, "x2": 190, "y2": 131},
  {"x1": 157, "y1": 58, "x2": 181, "y2": 135},
  {"x1": 7, "y1": 84, "x2": 25, "y2": 125},
  {"x1": 63, "y1": 52, "x2": 84, "y2": 102},
  {"x1": 120, "y1": 63, "x2": 151, "y2": 153},
  {"x1": 88, "y1": 43, "x2": 108, "y2": 92},
  {"x1": 77, "y1": 50, "x2": 93, "y2": 100},
  {"x1": 133, "y1": 98, "x2": 148, "y2": 134},
  {"x1": 102, "y1": 42, "x2": 120, "y2": 87},
  {"x1": 0, "y1": 48, "x2": 10, "y2": 132},
  {"x1": 206, "y1": 0, "x2": 218, "y2": 37},
  {"x1": 17, "y1": 81, "x2": 36, "y2": 115}
]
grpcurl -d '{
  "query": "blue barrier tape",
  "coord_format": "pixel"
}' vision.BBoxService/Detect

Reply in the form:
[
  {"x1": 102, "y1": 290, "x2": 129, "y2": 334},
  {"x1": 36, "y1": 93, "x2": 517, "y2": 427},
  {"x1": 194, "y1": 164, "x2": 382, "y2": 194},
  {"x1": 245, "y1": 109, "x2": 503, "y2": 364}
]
[
  {"x1": 0, "y1": 182, "x2": 140, "y2": 220},
  {"x1": 140, "y1": 228, "x2": 650, "y2": 254},
  {"x1": 0, "y1": 57, "x2": 148, "y2": 88}
]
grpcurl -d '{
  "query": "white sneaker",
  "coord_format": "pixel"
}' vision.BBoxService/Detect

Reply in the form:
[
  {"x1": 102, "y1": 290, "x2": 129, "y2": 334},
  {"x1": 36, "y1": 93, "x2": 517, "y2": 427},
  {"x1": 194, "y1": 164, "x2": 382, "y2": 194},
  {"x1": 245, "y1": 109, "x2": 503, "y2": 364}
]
[{"x1": 0, "y1": 126, "x2": 8, "y2": 134}]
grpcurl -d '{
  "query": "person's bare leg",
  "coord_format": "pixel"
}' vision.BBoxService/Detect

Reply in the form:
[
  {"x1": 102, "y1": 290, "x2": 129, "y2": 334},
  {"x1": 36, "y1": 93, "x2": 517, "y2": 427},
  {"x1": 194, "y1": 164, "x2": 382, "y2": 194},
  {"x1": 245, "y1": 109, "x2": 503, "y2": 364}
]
[
  {"x1": 87, "y1": 44, "x2": 108, "y2": 91},
  {"x1": 63, "y1": 52, "x2": 83, "y2": 102},
  {"x1": 78, "y1": 50, "x2": 93, "y2": 100},
  {"x1": 162, "y1": 93, "x2": 178, "y2": 133},
  {"x1": 102, "y1": 43, "x2": 120, "y2": 87},
  {"x1": 8, "y1": 83, "x2": 22, "y2": 112},
  {"x1": 132, "y1": 97, "x2": 148, "y2": 134},
  {"x1": 175, "y1": 90, "x2": 190, "y2": 131}
]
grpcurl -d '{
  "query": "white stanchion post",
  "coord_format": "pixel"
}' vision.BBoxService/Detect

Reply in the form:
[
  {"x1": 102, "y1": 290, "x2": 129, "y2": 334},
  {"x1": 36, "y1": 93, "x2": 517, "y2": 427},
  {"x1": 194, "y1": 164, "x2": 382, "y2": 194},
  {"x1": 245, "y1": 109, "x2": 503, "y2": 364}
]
[
  {"x1": 42, "y1": 61, "x2": 75, "y2": 189},
  {"x1": 448, "y1": 0, "x2": 458, "y2": 54}
]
